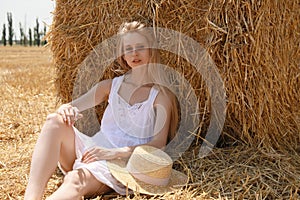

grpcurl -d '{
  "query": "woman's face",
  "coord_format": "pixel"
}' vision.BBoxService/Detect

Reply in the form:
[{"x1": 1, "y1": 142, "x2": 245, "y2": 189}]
[{"x1": 122, "y1": 32, "x2": 150, "y2": 68}]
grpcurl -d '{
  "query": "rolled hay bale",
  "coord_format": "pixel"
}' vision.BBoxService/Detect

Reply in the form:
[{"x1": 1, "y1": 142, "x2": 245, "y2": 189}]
[{"x1": 47, "y1": 0, "x2": 300, "y2": 151}]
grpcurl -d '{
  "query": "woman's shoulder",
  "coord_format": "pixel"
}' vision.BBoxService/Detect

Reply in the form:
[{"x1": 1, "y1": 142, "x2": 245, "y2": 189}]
[
  {"x1": 98, "y1": 78, "x2": 113, "y2": 86},
  {"x1": 98, "y1": 74, "x2": 124, "y2": 86},
  {"x1": 96, "y1": 79, "x2": 113, "y2": 94},
  {"x1": 97, "y1": 75, "x2": 125, "y2": 93},
  {"x1": 154, "y1": 86, "x2": 176, "y2": 108}
]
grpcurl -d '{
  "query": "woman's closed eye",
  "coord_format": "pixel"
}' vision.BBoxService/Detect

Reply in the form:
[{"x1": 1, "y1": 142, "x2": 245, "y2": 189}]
[
  {"x1": 136, "y1": 45, "x2": 145, "y2": 50},
  {"x1": 125, "y1": 47, "x2": 133, "y2": 52},
  {"x1": 124, "y1": 45, "x2": 146, "y2": 53}
]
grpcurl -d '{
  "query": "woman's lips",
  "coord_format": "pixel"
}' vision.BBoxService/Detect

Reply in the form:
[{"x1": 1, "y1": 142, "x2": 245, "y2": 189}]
[{"x1": 132, "y1": 59, "x2": 141, "y2": 63}]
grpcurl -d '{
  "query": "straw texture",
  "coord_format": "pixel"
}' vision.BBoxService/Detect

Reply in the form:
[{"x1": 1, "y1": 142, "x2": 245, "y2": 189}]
[{"x1": 47, "y1": 0, "x2": 299, "y2": 150}]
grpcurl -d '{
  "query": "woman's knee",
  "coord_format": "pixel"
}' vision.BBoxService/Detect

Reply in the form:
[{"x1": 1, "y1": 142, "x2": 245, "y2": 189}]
[
  {"x1": 46, "y1": 113, "x2": 65, "y2": 126},
  {"x1": 44, "y1": 113, "x2": 73, "y2": 132},
  {"x1": 42, "y1": 113, "x2": 74, "y2": 139},
  {"x1": 62, "y1": 169, "x2": 111, "y2": 197},
  {"x1": 63, "y1": 170, "x2": 85, "y2": 194}
]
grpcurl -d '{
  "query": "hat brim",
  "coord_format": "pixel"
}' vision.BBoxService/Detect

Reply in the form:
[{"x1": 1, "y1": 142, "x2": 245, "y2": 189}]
[{"x1": 107, "y1": 159, "x2": 188, "y2": 195}]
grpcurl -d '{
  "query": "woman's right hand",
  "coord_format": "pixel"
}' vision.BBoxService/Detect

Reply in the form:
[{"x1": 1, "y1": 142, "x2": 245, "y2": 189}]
[{"x1": 56, "y1": 104, "x2": 83, "y2": 126}]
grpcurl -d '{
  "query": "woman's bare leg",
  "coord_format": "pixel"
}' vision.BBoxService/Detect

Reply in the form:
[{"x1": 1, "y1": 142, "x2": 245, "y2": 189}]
[
  {"x1": 47, "y1": 168, "x2": 112, "y2": 200},
  {"x1": 24, "y1": 113, "x2": 76, "y2": 200}
]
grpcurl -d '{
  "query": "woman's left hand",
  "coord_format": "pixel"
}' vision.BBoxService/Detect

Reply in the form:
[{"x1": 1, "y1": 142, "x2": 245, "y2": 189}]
[{"x1": 81, "y1": 147, "x2": 131, "y2": 164}]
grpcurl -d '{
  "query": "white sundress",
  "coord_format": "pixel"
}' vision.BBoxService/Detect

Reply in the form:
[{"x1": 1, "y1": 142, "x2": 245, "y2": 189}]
[{"x1": 70, "y1": 75, "x2": 159, "y2": 194}]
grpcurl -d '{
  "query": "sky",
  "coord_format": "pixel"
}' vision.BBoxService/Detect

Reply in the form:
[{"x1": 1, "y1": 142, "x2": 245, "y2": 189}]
[{"x1": 0, "y1": 0, "x2": 55, "y2": 38}]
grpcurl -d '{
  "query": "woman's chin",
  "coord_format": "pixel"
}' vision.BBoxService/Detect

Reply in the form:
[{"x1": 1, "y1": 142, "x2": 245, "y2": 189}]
[{"x1": 129, "y1": 63, "x2": 147, "y2": 68}]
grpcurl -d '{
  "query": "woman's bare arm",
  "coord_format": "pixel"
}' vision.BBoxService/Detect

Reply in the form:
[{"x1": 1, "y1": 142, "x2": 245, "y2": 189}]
[
  {"x1": 70, "y1": 79, "x2": 112, "y2": 112},
  {"x1": 145, "y1": 91, "x2": 172, "y2": 149},
  {"x1": 57, "y1": 79, "x2": 112, "y2": 125}
]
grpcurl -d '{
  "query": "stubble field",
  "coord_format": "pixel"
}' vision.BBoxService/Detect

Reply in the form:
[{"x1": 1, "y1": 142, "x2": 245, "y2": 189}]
[{"x1": 0, "y1": 46, "x2": 61, "y2": 199}]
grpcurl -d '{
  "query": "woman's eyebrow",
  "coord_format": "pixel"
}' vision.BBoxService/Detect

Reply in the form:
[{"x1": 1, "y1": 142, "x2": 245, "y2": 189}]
[{"x1": 124, "y1": 43, "x2": 146, "y2": 47}]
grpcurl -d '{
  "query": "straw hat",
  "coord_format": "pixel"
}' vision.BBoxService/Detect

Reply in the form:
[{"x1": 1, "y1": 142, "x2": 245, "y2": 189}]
[{"x1": 107, "y1": 145, "x2": 188, "y2": 195}]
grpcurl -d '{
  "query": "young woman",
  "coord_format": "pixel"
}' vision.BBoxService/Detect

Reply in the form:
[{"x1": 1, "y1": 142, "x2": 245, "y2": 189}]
[{"x1": 24, "y1": 21, "x2": 179, "y2": 200}]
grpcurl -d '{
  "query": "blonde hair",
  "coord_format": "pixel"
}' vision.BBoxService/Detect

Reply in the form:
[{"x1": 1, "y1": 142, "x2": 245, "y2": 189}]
[
  {"x1": 116, "y1": 21, "x2": 159, "y2": 72},
  {"x1": 116, "y1": 21, "x2": 179, "y2": 142}
]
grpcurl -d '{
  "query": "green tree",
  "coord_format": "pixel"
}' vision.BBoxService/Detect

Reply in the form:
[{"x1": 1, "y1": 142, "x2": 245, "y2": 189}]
[
  {"x1": 7, "y1": 12, "x2": 14, "y2": 46},
  {"x1": 19, "y1": 23, "x2": 28, "y2": 46},
  {"x1": 34, "y1": 18, "x2": 40, "y2": 46},
  {"x1": 19, "y1": 23, "x2": 24, "y2": 45},
  {"x1": 28, "y1": 28, "x2": 32, "y2": 46},
  {"x1": 2, "y1": 24, "x2": 6, "y2": 46},
  {"x1": 42, "y1": 24, "x2": 47, "y2": 45},
  {"x1": 23, "y1": 31, "x2": 28, "y2": 46}
]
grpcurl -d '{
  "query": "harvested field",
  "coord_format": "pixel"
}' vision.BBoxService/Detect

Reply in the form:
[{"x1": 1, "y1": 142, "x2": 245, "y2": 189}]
[
  {"x1": 0, "y1": 47, "x2": 300, "y2": 199},
  {"x1": 0, "y1": 46, "x2": 60, "y2": 199}
]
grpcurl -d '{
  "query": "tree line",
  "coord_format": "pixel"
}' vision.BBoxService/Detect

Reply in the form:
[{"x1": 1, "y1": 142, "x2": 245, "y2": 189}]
[{"x1": 1, "y1": 12, "x2": 47, "y2": 46}]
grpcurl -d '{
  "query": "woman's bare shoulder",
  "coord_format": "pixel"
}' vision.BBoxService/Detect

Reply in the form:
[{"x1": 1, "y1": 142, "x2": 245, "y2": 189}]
[
  {"x1": 97, "y1": 79, "x2": 113, "y2": 94},
  {"x1": 154, "y1": 86, "x2": 176, "y2": 108}
]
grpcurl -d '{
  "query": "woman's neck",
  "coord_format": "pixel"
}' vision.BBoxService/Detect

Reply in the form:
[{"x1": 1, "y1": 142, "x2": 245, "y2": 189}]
[{"x1": 126, "y1": 65, "x2": 150, "y2": 86}]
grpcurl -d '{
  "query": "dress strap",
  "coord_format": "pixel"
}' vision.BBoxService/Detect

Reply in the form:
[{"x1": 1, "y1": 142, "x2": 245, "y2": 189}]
[
  {"x1": 113, "y1": 75, "x2": 124, "y2": 92},
  {"x1": 147, "y1": 87, "x2": 159, "y2": 106},
  {"x1": 108, "y1": 75, "x2": 124, "y2": 103}
]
